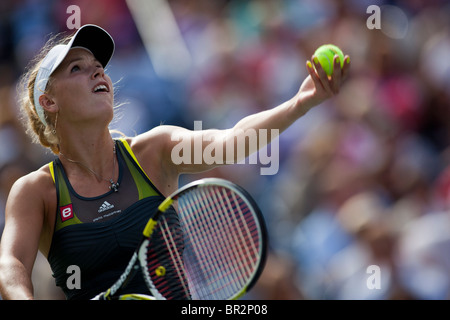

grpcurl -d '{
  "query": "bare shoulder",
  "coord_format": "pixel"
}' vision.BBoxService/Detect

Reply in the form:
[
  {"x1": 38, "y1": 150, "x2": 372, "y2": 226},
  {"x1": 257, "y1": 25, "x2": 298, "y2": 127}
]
[
  {"x1": 126, "y1": 125, "x2": 187, "y2": 166},
  {"x1": 3, "y1": 163, "x2": 56, "y2": 258},
  {"x1": 122, "y1": 126, "x2": 186, "y2": 195},
  {"x1": 127, "y1": 125, "x2": 185, "y2": 150},
  {"x1": 6, "y1": 164, "x2": 56, "y2": 226},
  {"x1": 9, "y1": 164, "x2": 55, "y2": 202}
]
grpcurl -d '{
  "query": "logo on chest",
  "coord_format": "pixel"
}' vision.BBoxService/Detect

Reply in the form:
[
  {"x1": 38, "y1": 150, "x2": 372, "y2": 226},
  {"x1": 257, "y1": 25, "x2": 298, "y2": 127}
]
[
  {"x1": 98, "y1": 201, "x2": 115, "y2": 213},
  {"x1": 60, "y1": 204, "x2": 74, "y2": 222}
]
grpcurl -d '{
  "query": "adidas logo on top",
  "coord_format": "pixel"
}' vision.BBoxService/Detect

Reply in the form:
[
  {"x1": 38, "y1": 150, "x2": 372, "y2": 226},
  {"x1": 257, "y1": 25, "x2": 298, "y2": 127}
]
[{"x1": 98, "y1": 201, "x2": 114, "y2": 213}]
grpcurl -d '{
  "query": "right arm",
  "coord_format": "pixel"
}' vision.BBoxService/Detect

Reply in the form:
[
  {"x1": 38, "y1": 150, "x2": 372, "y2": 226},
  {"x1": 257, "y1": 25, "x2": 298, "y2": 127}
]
[{"x1": 0, "y1": 172, "x2": 48, "y2": 300}]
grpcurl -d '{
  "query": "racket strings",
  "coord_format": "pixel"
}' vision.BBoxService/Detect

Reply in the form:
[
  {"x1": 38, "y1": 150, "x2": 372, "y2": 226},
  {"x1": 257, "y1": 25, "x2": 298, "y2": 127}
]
[
  {"x1": 178, "y1": 185, "x2": 261, "y2": 299},
  {"x1": 159, "y1": 216, "x2": 191, "y2": 296},
  {"x1": 144, "y1": 184, "x2": 262, "y2": 300},
  {"x1": 199, "y1": 189, "x2": 252, "y2": 294},
  {"x1": 144, "y1": 209, "x2": 191, "y2": 300},
  {"x1": 185, "y1": 188, "x2": 243, "y2": 298}
]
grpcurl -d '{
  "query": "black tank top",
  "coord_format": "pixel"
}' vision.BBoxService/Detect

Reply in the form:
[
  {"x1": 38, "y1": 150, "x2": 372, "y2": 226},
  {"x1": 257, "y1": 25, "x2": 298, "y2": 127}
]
[{"x1": 47, "y1": 139, "x2": 167, "y2": 300}]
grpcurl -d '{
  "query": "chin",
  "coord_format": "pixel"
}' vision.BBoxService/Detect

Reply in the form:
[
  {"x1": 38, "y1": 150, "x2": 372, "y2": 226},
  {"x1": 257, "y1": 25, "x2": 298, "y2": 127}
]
[{"x1": 92, "y1": 104, "x2": 114, "y2": 124}]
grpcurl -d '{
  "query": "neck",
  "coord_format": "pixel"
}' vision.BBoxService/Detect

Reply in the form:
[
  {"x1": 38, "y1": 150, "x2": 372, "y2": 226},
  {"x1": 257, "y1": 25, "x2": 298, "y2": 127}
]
[{"x1": 58, "y1": 128, "x2": 116, "y2": 181}]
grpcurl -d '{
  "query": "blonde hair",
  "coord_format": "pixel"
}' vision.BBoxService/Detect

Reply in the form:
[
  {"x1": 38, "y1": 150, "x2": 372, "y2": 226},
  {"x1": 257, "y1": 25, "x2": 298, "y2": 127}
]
[{"x1": 18, "y1": 34, "x2": 73, "y2": 155}]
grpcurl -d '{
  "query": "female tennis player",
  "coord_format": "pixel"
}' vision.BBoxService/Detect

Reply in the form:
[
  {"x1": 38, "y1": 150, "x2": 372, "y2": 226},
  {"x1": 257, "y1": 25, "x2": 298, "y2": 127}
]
[{"x1": 0, "y1": 24, "x2": 349, "y2": 299}]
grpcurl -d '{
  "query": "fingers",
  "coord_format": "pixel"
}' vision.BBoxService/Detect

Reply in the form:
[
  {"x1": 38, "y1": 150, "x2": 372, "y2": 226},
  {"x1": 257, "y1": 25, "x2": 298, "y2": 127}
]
[
  {"x1": 307, "y1": 54, "x2": 351, "y2": 96},
  {"x1": 331, "y1": 54, "x2": 342, "y2": 94},
  {"x1": 312, "y1": 55, "x2": 335, "y2": 96},
  {"x1": 342, "y1": 55, "x2": 351, "y2": 81},
  {"x1": 306, "y1": 59, "x2": 326, "y2": 92}
]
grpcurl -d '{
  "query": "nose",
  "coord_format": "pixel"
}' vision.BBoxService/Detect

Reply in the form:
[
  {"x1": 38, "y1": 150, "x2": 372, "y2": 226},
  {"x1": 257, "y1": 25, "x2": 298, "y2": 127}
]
[{"x1": 91, "y1": 66, "x2": 105, "y2": 79}]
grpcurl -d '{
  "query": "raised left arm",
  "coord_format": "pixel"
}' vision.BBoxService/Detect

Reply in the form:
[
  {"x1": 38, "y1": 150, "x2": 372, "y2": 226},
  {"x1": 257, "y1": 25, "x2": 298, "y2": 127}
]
[
  {"x1": 197, "y1": 53, "x2": 351, "y2": 165},
  {"x1": 134, "y1": 54, "x2": 350, "y2": 178}
]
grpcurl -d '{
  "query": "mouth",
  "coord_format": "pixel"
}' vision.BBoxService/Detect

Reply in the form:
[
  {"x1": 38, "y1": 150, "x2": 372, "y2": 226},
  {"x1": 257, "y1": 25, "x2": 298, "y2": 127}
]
[{"x1": 92, "y1": 82, "x2": 110, "y2": 93}]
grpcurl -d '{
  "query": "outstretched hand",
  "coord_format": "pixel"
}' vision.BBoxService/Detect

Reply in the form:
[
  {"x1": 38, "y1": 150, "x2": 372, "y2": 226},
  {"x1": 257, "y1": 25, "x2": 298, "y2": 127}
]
[{"x1": 294, "y1": 54, "x2": 350, "y2": 113}]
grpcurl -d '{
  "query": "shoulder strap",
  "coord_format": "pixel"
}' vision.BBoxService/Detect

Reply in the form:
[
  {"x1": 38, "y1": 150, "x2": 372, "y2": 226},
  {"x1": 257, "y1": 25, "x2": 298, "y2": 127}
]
[
  {"x1": 49, "y1": 159, "x2": 82, "y2": 232},
  {"x1": 115, "y1": 138, "x2": 163, "y2": 199}
]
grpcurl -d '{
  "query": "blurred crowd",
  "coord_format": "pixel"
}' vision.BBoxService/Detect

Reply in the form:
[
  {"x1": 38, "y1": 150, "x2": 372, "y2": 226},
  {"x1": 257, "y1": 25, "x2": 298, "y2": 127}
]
[{"x1": 1, "y1": 0, "x2": 450, "y2": 300}]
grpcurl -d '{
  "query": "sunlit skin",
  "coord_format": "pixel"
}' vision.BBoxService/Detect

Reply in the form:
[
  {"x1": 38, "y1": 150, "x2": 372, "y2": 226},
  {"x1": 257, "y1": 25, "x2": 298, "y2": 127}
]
[{"x1": 47, "y1": 48, "x2": 115, "y2": 128}]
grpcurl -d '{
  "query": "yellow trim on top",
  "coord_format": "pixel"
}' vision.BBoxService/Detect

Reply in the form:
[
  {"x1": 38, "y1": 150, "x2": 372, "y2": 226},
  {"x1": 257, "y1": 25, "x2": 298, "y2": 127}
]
[
  {"x1": 118, "y1": 138, "x2": 151, "y2": 181},
  {"x1": 49, "y1": 161, "x2": 55, "y2": 183},
  {"x1": 117, "y1": 138, "x2": 160, "y2": 199}
]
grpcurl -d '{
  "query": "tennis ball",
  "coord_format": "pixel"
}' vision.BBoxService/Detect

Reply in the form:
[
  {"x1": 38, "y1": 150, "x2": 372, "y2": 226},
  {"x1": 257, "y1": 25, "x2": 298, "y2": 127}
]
[{"x1": 313, "y1": 44, "x2": 345, "y2": 76}]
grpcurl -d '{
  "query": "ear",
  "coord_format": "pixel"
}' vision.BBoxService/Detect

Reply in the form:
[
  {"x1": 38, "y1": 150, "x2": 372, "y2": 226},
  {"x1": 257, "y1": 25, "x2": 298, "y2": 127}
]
[{"x1": 38, "y1": 94, "x2": 59, "y2": 113}]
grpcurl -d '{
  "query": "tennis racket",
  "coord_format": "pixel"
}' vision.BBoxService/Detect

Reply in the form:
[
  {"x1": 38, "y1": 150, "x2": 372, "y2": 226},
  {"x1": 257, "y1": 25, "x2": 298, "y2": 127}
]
[{"x1": 96, "y1": 178, "x2": 267, "y2": 300}]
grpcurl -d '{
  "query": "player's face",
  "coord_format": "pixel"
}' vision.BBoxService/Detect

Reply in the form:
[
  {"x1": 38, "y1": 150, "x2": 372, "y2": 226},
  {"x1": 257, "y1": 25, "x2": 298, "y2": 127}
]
[{"x1": 48, "y1": 48, "x2": 114, "y2": 127}]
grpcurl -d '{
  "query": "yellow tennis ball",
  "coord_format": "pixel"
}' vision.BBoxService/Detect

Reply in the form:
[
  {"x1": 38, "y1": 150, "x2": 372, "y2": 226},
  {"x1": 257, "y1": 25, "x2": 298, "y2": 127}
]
[{"x1": 313, "y1": 44, "x2": 345, "y2": 76}]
